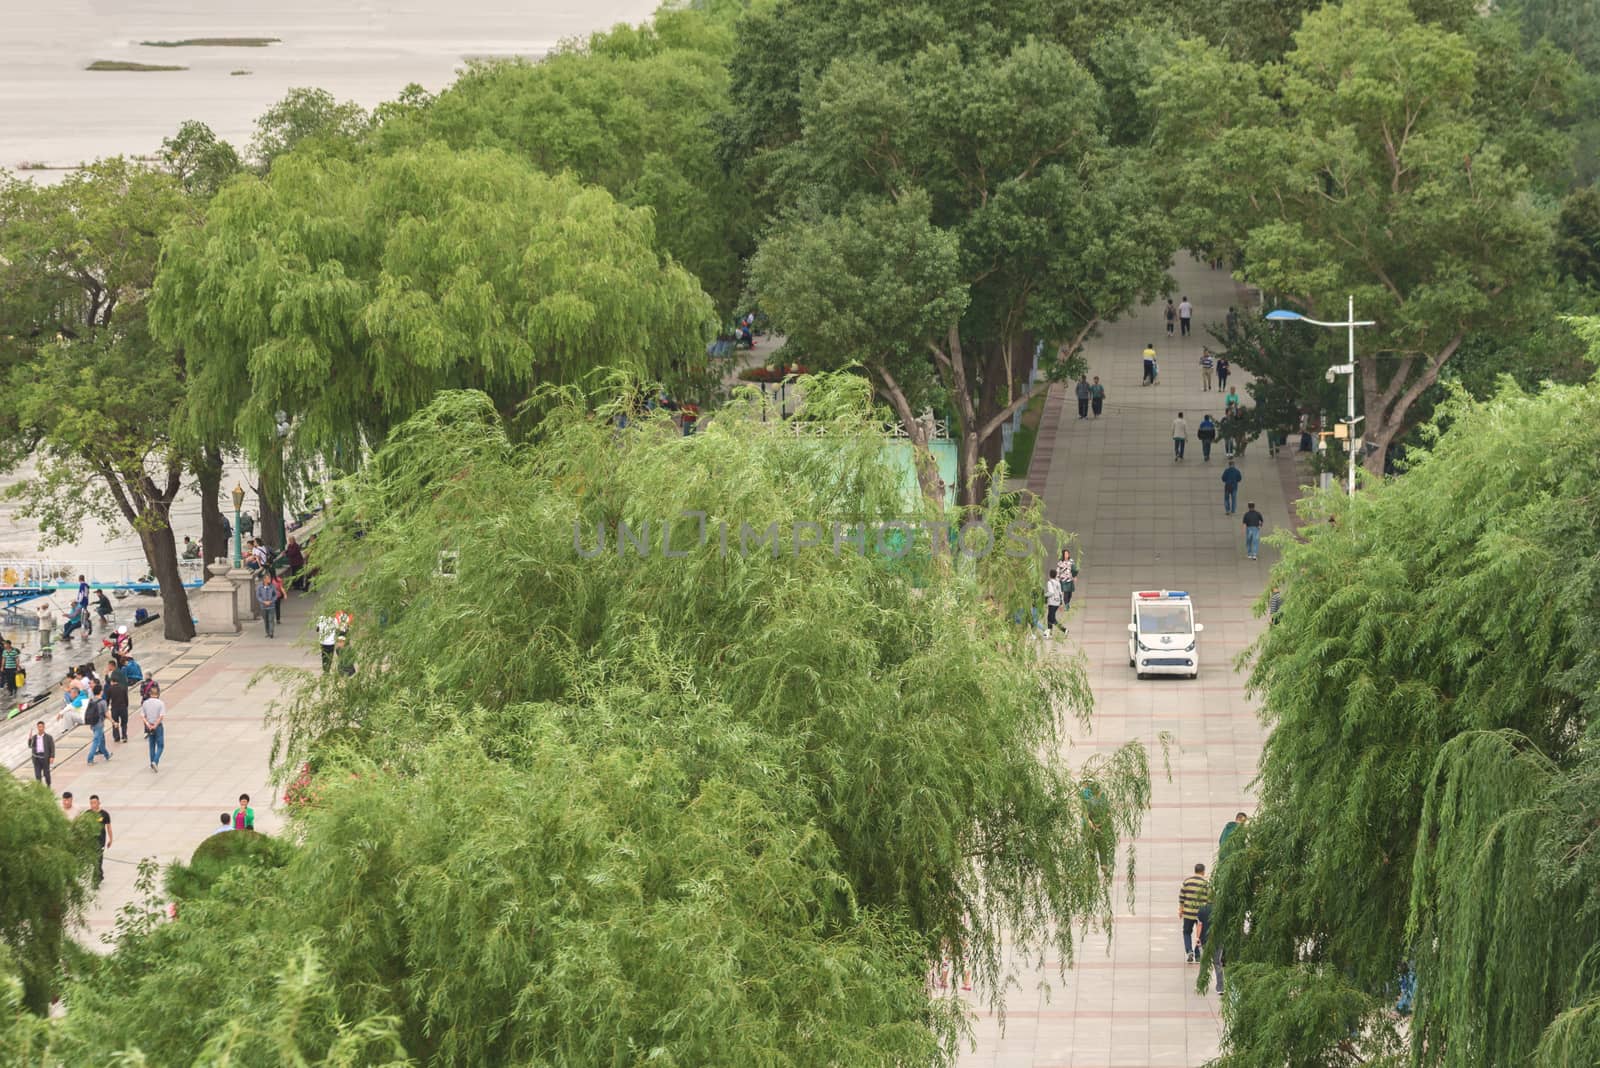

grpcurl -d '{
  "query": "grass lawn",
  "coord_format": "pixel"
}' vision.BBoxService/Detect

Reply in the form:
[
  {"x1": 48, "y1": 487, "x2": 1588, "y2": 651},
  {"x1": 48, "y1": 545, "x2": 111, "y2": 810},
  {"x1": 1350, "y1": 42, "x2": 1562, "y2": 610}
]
[{"x1": 1002, "y1": 391, "x2": 1048, "y2": 480}]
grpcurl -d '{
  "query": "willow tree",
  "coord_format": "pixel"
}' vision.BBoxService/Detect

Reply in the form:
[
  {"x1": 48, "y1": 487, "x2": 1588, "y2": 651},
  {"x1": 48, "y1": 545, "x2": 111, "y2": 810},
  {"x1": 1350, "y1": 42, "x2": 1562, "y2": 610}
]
[
  {"x1": 0, "y1": 159, "x2": 200, "y2": 640},
  {"x1": 737, "y1": 28, "x2": 1172, "y2": 504},
  {"x1": 63, "y1": 378, "x2": 1152, "y2": 1063},
  {"x1": 1208, "y1": 376, "x2": 1600, "y2": 1063},
  {"x1": 150, "y1": 143, "x2": 713, "y2": 487},
  {"x1": 376, "y1": 3, "x2": 755, "y2": 314},
  {"x1": 1147, "y1": 0, "x2": 1569, "y2": 475},
  {"x1": 0, "y1": 774, "x2": 95, "y2": 1015}
]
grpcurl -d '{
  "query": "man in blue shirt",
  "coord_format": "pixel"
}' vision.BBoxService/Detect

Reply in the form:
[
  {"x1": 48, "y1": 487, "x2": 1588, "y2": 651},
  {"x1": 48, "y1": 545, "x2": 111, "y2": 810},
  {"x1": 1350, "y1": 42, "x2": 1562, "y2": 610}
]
[{"x1": 1221, "y1": 461, "x2": 1243, "y2": 515}]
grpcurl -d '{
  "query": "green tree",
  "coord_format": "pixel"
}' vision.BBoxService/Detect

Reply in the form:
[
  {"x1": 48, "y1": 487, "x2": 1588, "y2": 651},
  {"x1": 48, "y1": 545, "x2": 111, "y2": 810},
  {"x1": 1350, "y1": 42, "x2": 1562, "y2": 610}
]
[
  {"x1": 0, "y1": 159, "x2": 201, "y2": 640},
  {"x1": 749, "y1": 193, "x2": 968, "y2": 501},
  {"x1": 0, "y1": 772, "x2": 94, "y2": 1014},
  {"x1": 1149, "y1": 0, "x2": 1566, "y2": 475},
  {"x1": 378, "y1": 6, "x2": 755, "y2": 314},
  {"x1": 1558, "y1": 182, "x2": 1600, "y2": 287},
  {"x1": 158, "y1": 119, "x2": 250, "y2": 563},
  {"x1": 64, "y1": 380, "x2": 1153, "y2": 1064},
  {"x1": 249, "y1": 87, "x2": 371, "y2": 170},
  {"x1": 150, "y1": 143, "x2": 713, "y2": 487},
  {"x1": 161, "y1": 119, "x2": 244, "y2": 200},
  {"x1": 739, "y1": 21, "x2": 1174, "y2": 504},
  {"x1": 1208, "y1": 374, "x2": 1600, "y2": 1063}
]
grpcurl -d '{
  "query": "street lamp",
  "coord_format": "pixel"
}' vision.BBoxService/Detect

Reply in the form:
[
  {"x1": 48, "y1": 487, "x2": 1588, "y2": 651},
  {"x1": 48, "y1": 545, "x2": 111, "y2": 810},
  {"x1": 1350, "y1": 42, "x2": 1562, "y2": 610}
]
[
  {"x1": 1265, "y1": 296, "x2": 1375, "y2": 496},
  {"x1": 231, "y1": 483, "x2": 246, "y2": 567}
]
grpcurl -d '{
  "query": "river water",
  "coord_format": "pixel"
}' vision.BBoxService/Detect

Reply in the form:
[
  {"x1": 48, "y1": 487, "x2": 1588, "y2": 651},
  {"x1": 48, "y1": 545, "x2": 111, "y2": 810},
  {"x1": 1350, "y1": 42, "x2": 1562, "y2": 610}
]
[{"x1": 1, "y1": 0, "x2": 658, "y2": 173}]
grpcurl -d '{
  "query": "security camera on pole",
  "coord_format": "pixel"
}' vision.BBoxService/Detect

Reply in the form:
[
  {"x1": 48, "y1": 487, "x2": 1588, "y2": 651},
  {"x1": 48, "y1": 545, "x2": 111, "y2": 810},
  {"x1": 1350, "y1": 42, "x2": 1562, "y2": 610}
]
[{"x1": 1266, "y1": 297, "x2": 1375, "y2": 497}]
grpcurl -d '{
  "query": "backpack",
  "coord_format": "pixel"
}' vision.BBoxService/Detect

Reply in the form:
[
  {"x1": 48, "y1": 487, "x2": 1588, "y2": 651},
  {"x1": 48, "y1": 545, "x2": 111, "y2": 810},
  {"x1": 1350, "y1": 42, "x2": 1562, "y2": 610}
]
[
  {"x1": 134, "y1": 608, "x2": 150, "y2": 624},
  {"x1": 84, "y1": 699, "x2": 104, "y2": 727}
]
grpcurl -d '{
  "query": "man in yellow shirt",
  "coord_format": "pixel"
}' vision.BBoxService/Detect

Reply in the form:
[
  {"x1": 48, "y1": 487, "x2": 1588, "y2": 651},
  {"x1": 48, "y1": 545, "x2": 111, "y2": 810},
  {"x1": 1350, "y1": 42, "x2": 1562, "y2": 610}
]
[
  {"x1": 1142, "y1": 344, "x2": 1158, "y2": 386},
  {"x1": 1180, "y1": 862, "x2": 1211, "y2": 962}
]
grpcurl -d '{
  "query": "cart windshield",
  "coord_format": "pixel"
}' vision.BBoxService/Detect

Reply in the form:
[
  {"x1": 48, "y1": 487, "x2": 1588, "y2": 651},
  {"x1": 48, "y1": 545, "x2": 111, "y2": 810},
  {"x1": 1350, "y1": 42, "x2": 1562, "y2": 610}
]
[{"x1": 1137, "y1": 605, "x2": 1193, "y2": 635}]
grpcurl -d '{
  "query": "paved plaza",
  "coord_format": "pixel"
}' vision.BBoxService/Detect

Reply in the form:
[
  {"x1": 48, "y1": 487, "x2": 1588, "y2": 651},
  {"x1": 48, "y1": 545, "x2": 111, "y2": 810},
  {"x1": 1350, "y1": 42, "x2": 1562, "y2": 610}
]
[
  {"x1": 7, "y1": 595, "x2": 315, "y2": 947},
  {"x1": 960, "y1": 256, "x2": 1301, "y2": 1067}
]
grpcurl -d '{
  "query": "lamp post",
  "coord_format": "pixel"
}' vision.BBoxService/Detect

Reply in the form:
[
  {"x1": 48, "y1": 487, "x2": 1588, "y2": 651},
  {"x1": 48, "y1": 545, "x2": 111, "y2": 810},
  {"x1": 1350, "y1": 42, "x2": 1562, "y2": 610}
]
[
  {"x1": 1265, "y1": 296, "x2": 1375, "y2": 496},
  {"x1": 230, "y1": 483, "x2": 245, "y2": 567}
]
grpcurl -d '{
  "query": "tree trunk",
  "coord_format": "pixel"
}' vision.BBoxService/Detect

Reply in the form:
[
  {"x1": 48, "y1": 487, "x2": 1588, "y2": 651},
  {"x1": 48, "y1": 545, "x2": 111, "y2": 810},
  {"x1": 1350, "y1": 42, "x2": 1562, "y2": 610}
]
[
  {"x1": 255, "y1": 481, "x2": 285, "y2": 551},
  {"x1": 140, "y1": 511, "x2": 196, "y2": 642},
  {"x1": 871, "y1": 367, "x2": 945, "y2": 508},
  {"x1": 957, "y1": 429, "x2": 982, "y2": 510},
  {"x1": 196, "y1": 447, "x2": 229, "y2": 564}
]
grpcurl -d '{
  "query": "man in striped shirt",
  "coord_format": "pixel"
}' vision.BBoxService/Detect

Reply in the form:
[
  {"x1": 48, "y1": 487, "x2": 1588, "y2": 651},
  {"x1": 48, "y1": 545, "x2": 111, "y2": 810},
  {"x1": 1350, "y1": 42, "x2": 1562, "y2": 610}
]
[{"x1": 1180, "y1": 862, "x2": 1211, "y2": 963}]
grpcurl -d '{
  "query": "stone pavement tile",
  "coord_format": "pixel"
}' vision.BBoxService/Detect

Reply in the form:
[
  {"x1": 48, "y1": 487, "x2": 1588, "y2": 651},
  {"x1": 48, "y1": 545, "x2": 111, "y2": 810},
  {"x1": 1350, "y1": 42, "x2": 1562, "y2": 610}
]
[{"x1": 961, "y1": 255, "x2": 1280, "y2": 1066}]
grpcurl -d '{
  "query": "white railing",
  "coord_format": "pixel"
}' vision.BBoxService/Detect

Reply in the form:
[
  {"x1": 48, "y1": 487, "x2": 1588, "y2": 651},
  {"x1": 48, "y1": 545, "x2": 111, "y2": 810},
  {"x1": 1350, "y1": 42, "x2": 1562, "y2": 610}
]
[{"x1": 0, "y1": 558, "x2": 205, "y2": 589}]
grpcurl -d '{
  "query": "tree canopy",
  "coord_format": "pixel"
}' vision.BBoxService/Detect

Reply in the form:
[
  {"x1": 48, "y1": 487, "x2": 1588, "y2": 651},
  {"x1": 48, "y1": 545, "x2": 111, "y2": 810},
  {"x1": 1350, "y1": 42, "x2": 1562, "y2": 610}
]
[
  {"x1": 737, "y1": 4, "x2": 1173, "y2": 503},
  {"x1": 376, "y1": 6, "x2": 754, "y2": 314},
  {"x1": 40, "y1": 377, "x2": 1153, "y2": 1063},
  {"x1": 0, "y1": 158, "x2": 201, "y2": 639},
  {"x1": 1206, "y1": 367, "x2": 1600, "y2": 1064},
  {"x1": 151, "y1": 143, "x2": 714, "y2": 478},
  {"x1": 0, "y1": 774, "x2": 95, "y2": 1015},
  {"x1": 1149, "y1": 0, "x2": 1569, "y2": 474}
]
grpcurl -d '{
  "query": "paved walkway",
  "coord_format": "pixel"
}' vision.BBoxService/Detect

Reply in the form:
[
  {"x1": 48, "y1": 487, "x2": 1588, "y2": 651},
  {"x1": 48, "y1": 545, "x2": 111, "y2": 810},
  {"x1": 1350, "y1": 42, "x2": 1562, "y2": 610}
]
[
  {"x1": 8, "y1": 593, "x2": 316, "y2": 949},
  {"x1": 960, "y1": 256, "x2": 1299, "y2": 1067}
]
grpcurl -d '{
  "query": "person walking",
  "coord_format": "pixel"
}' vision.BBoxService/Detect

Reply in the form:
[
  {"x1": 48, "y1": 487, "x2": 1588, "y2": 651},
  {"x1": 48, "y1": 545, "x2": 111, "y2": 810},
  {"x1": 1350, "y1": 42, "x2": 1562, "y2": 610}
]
[
  {"x1": 1220, "y1": 811, "x2": 1248, "y2": 852},
  {"x1": 1199, "y1": 349, "x2": 1214, "y2": 391},
  {"x1": 1074, "y1": 375, "x2": 1091, "y2": 419},
  {"x1": 1196, "y1": 414, "x2": 1217, "y2": 462},
  {"x1": 1216, "y1": 355, "x2": 1231, "y2": 391},
  {"x1": 29, "y1": 721, "x2": 55, "y2": 785},
  {"x1": 1221, "y1": 460, "x2": 1242, "y2": 515},
  {"x1": 37, "y1": 601, "x2": 56, "y2": 657},
  {"x1": 84, "y1": 683, "x2": 111, "y2": 764},
  {"x1": 1179, "y1": 295, "x2": 1193, "y2": 337},
  {"x1": 1180, "y1": 862, "x2": 1211, "y2": 963},
  {"x1": 1224, "y1": 386, "x2": 1241, "y2": 418},
  {"x1": 76, "y1": 575, "x2": 93, "y2": 638},
  {"x1": 317, "y1": 614, "x2": 340, "y2": 673},
  {"x1": 87, "y1": 794, "x2": 111, "y2": 887},
  {"x1": 1242, "y1": 502, "x2": 1265, "y2": 560},
  {"x1": 270, "y1": 570, "x2": 286, "y2": 625},
  {"x1": 284, "y1": 537, "x2": 307, "y2": 591},
  {"x1": 1044, "y1": 570, "x2": 1064, "y2": 639},
  {"x1": 1089, "y1": 376, "x2": 1105, "y2": 417},
  {"x1": 1164, "y1": 300, "x2": 1176, "y2": 338},
  {"x1": 105, "y1": 666, "x2": 129, "y2": 744},
  {"x1": 1171, "y1": 412, "x2": 1188, "y2": 462},
  {"x1": 233, "y1": 794, "x2": 255, "y2": 831},
  {"x1": 1057, "y1": 549, "x2": 1079, "y2": 613},
  {"x1": 1141, "y1": 344, "x2": 1157, "y2": 386},
  {"x1": 61, "y1": 791, "x2": 74, "y2": 815},
  {"x1": 142, "y1": 683, "x2": 166, "y2": 772},
  {"x1": 2, "y1": 640, "x2": 18, "y2": 698},
  {"x1": 256, "y1": 574, "x2": 280, "y2": 638}
]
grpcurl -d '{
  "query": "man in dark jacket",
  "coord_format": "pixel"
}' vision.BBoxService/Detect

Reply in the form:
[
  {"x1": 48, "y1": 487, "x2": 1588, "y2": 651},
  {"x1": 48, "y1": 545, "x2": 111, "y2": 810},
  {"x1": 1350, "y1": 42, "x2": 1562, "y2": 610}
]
[{"x1": 29, "y1": 721, "x2": 55, "y2": 785}]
